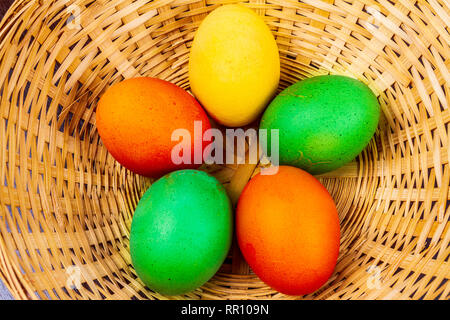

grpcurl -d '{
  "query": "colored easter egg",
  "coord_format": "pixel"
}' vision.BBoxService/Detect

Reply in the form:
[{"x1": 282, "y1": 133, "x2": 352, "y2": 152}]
[
  {"x1": 130, "y1": 170, "x2": 233, "y2": 295},
  {"x1": 260, "y1": 75, "x2": 380, "y2": 174},
  {"x1": 236, "y1": 166, "x2": 340, "y2": 295},
  {"x1": 96, "y1": 77, "x2": 211, "y2": 177},
  {"x1": 189, "y1": 4, "x2": 280, "y2": 127}
]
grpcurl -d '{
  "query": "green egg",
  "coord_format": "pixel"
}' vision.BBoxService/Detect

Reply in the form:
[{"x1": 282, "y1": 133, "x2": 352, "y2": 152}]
[
  {"x1": 260, "y1": 75, "x2": 380, "y2": 174},
  {"x1": 130, "y1": 169, "x2": 233, "y2": 296}
]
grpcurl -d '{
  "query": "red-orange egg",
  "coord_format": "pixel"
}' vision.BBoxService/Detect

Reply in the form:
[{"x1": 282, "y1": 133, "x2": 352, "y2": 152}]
[
  {"x1": 236, "y1": 166, "x2": 340, "y2": 295},
  {"x1": 96, "y1": 77, "x2": 211, "y2": 177}
]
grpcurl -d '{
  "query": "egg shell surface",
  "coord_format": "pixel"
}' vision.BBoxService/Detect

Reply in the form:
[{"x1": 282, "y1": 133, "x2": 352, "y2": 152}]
[
  {"x1": 260, "y1": 75, "x2": 380, "y2": 174},
  {"x1": 236, "y1": 166, "x2": 340, "y2": 295},
  {"x1": 189, "y1": 4, "x2": 280, "y2": 127},
  {"x1": 130, "y1": 170, "x2": 233, "y2": 295},
  {"x1": 96, "y1": 77, "x2": 211, "y2": 178}
]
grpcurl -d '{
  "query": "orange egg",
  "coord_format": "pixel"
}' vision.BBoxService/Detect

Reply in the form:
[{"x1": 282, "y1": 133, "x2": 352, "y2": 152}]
[
  {"x1": 236, "y1": 166, "x2": 340, "y2": 295},
  {"x1": 96, "y1": 77, "x2": 211, "y2": 177}
]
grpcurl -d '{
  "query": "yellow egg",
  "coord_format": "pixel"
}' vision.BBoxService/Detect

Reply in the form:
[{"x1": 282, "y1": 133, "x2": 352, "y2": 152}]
[{"x1": 189, "y1": 4, "x2": 280, "y2": 127}]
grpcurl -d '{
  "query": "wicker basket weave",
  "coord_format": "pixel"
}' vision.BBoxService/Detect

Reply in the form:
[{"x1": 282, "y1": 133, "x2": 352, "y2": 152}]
[{"x1": 0, "y1": 0, "x2": 448, "y2": 300}]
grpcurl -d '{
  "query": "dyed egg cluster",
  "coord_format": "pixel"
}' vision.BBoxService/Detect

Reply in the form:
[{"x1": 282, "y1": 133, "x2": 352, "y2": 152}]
[{"x1": 96, "y1": 4, "x2": 380, "y2": 296}]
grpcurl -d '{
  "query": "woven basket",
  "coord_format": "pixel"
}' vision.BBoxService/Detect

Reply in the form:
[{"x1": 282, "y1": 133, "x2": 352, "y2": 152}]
[{"x1": 0, "y1": 0, "x2": 448, "y2": 300}]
